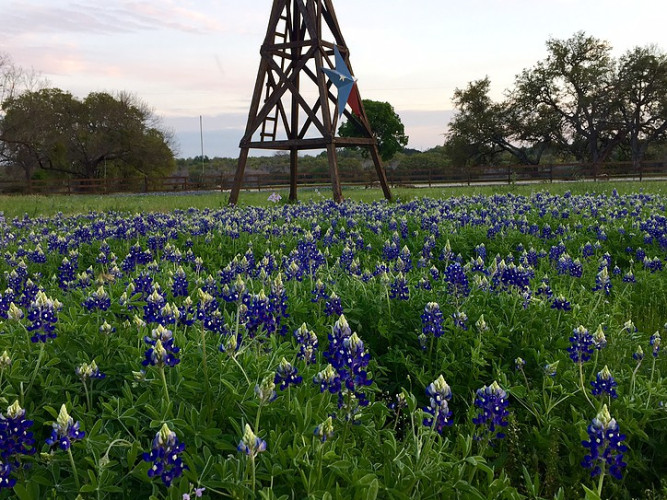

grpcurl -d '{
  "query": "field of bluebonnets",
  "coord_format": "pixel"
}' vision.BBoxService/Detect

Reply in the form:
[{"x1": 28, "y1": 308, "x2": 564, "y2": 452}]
[{"x1": 0, "y1": 184, "x2": 665, "y2": 499}]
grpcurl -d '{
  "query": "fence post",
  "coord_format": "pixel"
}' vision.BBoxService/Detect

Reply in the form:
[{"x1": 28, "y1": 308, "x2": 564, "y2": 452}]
[
  {"x1": 144, "y1": 176, "x2": 148, "y2": 193},
  {"x1": 507, "y1": 165, "x2": 511, "y2": 184}
]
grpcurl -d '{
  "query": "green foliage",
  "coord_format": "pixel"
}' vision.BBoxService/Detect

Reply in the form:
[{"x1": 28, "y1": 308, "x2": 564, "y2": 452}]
[
  {"x1": 0, "y1": 88, "x2": 176, "y2": 180},
  {"x1": 447, "y1": 32, "x2": 667, "y2": 168},
  {"x1": 0, "y1": 185, "x2": 664, "y2": 499},
  {"x1": 338, "y1": 100, "x2": 408, "y2": 161}
]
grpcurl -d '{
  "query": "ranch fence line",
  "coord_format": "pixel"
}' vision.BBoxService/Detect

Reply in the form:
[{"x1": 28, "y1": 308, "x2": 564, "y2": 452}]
[{"x1": 1, "y1": 161, "x2": 666, "y2": 196}]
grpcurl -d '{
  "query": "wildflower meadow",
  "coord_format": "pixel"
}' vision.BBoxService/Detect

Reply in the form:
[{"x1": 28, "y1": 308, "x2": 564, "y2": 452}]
[{"x1": 0, "y1": 186, "x2": 665, "y2": 499}]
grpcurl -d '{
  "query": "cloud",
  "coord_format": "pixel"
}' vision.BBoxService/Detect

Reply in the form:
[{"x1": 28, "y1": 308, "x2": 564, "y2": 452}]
[{"x1": 0, "y1": 0, "x2": 226, "y2": 37}]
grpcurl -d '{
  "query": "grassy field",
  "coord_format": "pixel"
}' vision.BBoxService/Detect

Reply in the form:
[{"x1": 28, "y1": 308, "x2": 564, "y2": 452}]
[
  {"x1": 0, "y1": 181, "x2": 665, "y2": 498},
  {"x1": 0, "y1": 180, "x2": 665, "y2": 217}
]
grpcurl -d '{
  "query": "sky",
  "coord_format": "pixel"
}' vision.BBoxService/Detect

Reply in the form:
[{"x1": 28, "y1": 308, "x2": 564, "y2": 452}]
[{"x1": 1, "y1": 0, "x2": 666, "y2": 158}]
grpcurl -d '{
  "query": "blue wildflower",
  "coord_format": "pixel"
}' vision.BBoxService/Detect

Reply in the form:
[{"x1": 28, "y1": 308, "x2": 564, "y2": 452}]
[
  {"x1": 0, "y1": 401, "x2": 35, "y2": 489},
  {"x1": 389, "y1": 273, "x2": 410, "y2": 300},
  {"x1": 143, "y1": 424, "x2": 187, "y2": 487},
  {"x1": 422, "y1": 375, "x2": 453, "y2": 434},
  {"x1": 472, "y1": 381, "x2": 509, "y2": 440},
  {"x1": 650, "y1": 332, "x2": 661, "y2": 357},
  {"x1": 421, "y1": 302, "x2": 445, "y2": 342},
  {"x1": 314, "y1": 416, "x2": 335, "y2": 442},
  {"x1": 293, "y1": 323, "x2": 318, "y2": 364},
  {"x1": 568, "y1": 325, "x2": 595, "y2": 363},
  {"x1": 591, "y1": 366, "x2": 618, "y2": 399},
  {"x1": 274, "y1": 358, "x2": 302, "y2": 390},
  {"x1": 237, "y1": 424, "x2": 266, "y2": 457},
  {"x1": 27, "y1": 291, "x2": 62, "y2": 343},
  {"x1": 581, "y1": 405, "x2": 627, "y2": 480},
  {"x1": 45, "y1": 405, "x2": 85, "y2": 451}
]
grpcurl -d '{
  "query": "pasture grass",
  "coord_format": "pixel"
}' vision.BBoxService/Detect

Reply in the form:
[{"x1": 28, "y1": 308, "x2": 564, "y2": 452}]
[{"x1": 0, "y1": 180, "x2": 664, "y2": 217}]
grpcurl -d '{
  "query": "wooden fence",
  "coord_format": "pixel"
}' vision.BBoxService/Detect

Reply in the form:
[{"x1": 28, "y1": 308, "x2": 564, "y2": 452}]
[{"x1": 1, "y1": 161, "x2": 665, "y2": 196}]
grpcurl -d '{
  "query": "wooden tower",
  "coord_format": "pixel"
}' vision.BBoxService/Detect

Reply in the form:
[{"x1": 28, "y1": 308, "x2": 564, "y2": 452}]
[{"x1": 228, "y1": 0, "x2": 392, "y2": 204}]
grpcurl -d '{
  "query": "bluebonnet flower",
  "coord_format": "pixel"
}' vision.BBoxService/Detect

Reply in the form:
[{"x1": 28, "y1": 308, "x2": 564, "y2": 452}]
[
  {"x1": 314, "y1": 364, "x2": 342, "y2": 394},
  {"x1": 650, "y1": 332, "x2": 661, "y2": 357},
  {"x1": 475, "y1": 243, "x2": 487, "y2": 261},
  {"x1": 536, "y1": 276, "x2": 553, "y2": 300},
  {"x1": 472, "y1": 381, "x2": 509, "y2": 440},
  {"x1": 592, "y1": 267, "x2": 612, "y2": 295},
  {"x1": 340, "y1": 333, "x2": 373, "y2": 393},
  {"x1": 18, "y1": 279, "x2": 40, "y2": 308},
  {"x1": 311, "y1": 279, "x2": 328, "y2": 303},
  {"x1": 57, "y1": 257, "x2": 76, "y2": 291},
  {"x1": 237, "y1": 424, "x2": 266, "y2": 457},
  {"x1": 622, "y1": 270, "x2": 636, "y2": 283},
  {"x1": 475, "y1": 315, "x2": 489, "y2": 334},
  {"x1": 324, "y1": 293, "x2": 343, "y2": 316},
  {"x1": 274, "y1": 358, "x2": 302, "y2": 390},
  {"x1": 394, "y1": 246, "x2": 412, "y2": 273},
  {"x1": 452, "y1": 311, "x2": 468, "y2": 330},
  {"x1": 171, "y1": 267, "x2": 189, "y2": 297},
  {"x1": 7, "y1": 302, "x2": 22, "y2": 321},
  {"x1": 143, "y1": 424, "x2": 187, "y2": 487},
  {"x1": 444, "y1": 262, "x2": 470, "y2": 297},
  {"x1": 142, "y1": 337, "x2": 180, "y2": 368},
  {"x1": 293, "y1": 323, "x2": 318, "y2": 364},
  {"x1": 593, "y1": 324, "x2": 607, "y2": 350},
  {"x1": 0, "y1": 401, "x2": 35, "y2": 489},
  {"x1": 643, "y1": 256, "x2": 663, "y2": 273},
  {"x1": 269, "y1": 275, "x2": 290, "y2": 334},
  {"x1": 389, "y1": 273, "x2": 410, "y2": 300},
  {"x1": 421, "y1": 302, "x2": 445, "y2": 343},
  {"x1": 246, "y1": 290, "x2": 278, "y2": 337},
  {"x1": 632, "y1": 345, "x2": 644, "y2": 362},
  {"x1": 27, "y1": 291, "x2": 62, "y2": 343},
  {"x1": 45, "y1": 404, "x2": 85, "y2": 450},
  {"x1": 417, "y1": 277, "x2": 432, "y2": 291},
  {"x1": 621, "y1": 319, "x2": 637, "y2": 334},
  {"x1": 314, "y1": 416, "x2": 335, "y2": 442},
  {"x1": 422, "y1": 375, "x2": 453, "y2": 434},
  {"x1": 515, "y1": 357, "x2": 526, "y2": 371},
  {"x1": 0, "y1": 351, "x2": 10, "y2": 371},
  {"x1": 144, "y1": 288, "x2": 166, "y2": 325},
  {"x1": 82, "y1": 286, "x2": 111, "y2": 311},
  {"x1": 551, "y1": 294, "x2": 571, "y2": 311},
  {"x1": 254, "y1": 376, "x2": 277, "y2": 404},
  {"x1": 0, "y1": 289, "x2": 16, "y2": 319},
  {"x1": 75, "y1": 360, "x2": 106, "y2": 381},
  {"x1": 581, "y1": 405, "x2": 627, "y2": 480},
  {"x1": 568, "y1": 325, "x2": 595, "y2": 363},
  {"x1": 591, "y1": 366, "x2": 618, "y2": 399}
]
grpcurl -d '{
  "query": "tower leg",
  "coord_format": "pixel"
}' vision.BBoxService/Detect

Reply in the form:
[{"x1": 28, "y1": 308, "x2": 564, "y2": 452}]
[
  {"x1": 289, "y1": 148, "x2": 298, "y2": 202},
  {"x1": 229, "y1": 147, "x2": 249, "y2": 205},
  {"x1": 369, "y1": 145, "x2": 392, "y2": 200},
  {"x1": 326, "y1": 144, "x2": 343, "y2": 203}
]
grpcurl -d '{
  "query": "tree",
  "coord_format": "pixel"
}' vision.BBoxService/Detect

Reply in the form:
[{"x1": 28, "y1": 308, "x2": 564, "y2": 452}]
[
  {"x1": 338, "y1": 100, "x2": 408, "y2": 161},
  {"x1": 616, "y1": 46, "x2": 667, "y2": 168},
  {"x1": 445, "y1": 77, "x2": 557, "y2": 166},
  {"x1": 514, "y1": 32, "x2": 624, "y2": 171},
  {"x1": 0, "y1": 88, "x2": 175, "y2": 180}
]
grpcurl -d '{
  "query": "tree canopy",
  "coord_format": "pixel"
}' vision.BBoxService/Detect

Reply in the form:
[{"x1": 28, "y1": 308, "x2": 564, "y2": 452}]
[
  {"x1": 0, "y1": 88, "x2": 176, "y2": 180},
  {"x1": 446, "y1": 32, "x2": 667, "y2": 168},
  {"x1": 338, "y1": 100, "x2": 409, "y2": 161}
]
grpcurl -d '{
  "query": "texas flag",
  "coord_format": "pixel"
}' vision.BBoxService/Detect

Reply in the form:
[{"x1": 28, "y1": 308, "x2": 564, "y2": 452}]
[{"x1": 322, "y1": 46, "x2": 362, "y2": 118}]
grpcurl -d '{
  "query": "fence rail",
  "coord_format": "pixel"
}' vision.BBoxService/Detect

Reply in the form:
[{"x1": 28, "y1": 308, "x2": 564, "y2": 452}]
[{"x1": 1, "y1": 161, "x2": 665, "y2": 196}]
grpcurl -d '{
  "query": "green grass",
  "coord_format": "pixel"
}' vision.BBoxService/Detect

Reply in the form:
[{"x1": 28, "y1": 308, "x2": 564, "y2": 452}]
[{"x1": 0, "y1": 180, "x2": 665, "y2": 217}]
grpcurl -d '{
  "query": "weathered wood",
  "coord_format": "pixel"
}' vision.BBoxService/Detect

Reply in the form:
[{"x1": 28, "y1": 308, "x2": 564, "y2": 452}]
[{"x1": 231, "y1": 0, "x2": 392, "y2": 204}]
